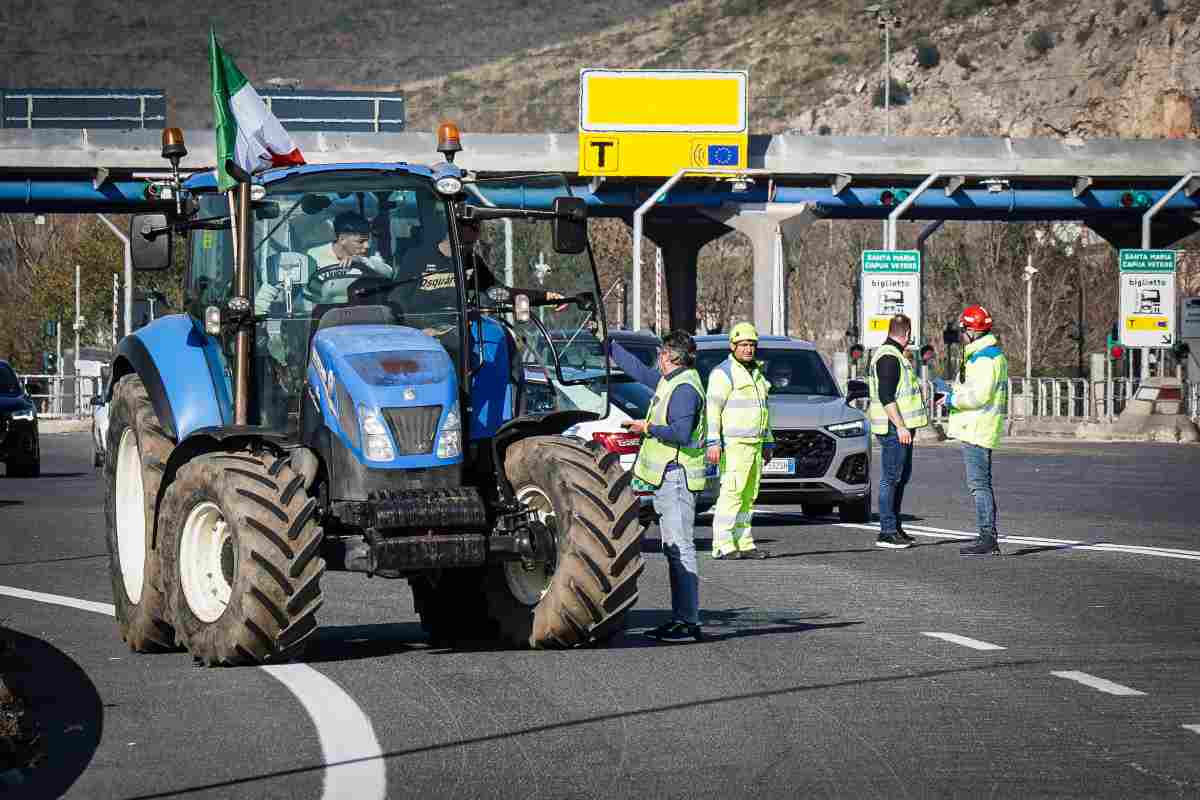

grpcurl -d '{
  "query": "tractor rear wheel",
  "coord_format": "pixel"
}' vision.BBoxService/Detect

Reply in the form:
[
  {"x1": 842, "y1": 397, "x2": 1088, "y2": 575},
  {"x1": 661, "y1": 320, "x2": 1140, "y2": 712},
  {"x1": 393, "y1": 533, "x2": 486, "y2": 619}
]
[
  {"x1": 104, "y1": 375, "x2": 175, "y2": 652},
  {"x1": 158, "y1": 451, "x2": 325, "y2": 666},
  {"x1": 485, "y1": 436, "x2": 643, "y2": 649}
]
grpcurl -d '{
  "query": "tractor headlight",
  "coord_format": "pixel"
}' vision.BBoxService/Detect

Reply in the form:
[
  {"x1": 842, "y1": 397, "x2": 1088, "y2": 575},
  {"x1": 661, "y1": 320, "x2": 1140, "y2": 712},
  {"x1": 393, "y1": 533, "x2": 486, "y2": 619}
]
[
  {"x1": 358, "y1": 405, "x2": 396, "y2": 462},
  {"x1": 826, "y1": 420, "x2": 868, "y2": 438},
  {"x1": 436, "y1": 405, "x2": 462, "y2": 459}
]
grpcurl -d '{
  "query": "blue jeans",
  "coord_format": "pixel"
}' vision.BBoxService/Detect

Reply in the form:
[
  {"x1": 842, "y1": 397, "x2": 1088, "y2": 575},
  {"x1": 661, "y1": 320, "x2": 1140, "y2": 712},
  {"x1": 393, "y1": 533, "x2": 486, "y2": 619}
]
[
  {"x1": 652, "y1": 464, "x2": 700, "y2": 625},
  {"x1": 876, "y1": 422, "x2": 913, "y2": 535},
  {"x1": 961, "y1": 443, "x2": 998, "y2": 539}
]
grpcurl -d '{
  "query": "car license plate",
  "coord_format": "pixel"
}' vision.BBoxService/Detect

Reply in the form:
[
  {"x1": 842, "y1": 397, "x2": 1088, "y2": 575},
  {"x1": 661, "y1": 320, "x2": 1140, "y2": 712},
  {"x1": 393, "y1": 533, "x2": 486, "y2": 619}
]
[{"x1": 762, "y1": 457, "x2": 795, "y2": 476}]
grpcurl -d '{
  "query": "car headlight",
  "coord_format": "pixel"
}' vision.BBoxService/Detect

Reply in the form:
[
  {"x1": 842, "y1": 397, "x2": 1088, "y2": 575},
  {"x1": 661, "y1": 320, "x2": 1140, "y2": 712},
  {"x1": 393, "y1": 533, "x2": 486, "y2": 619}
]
[
  {"x1": 358, "y1": 405, "x2": 396, "y2": 462},
  {"x1": 11, "y1": 408, "x2": 35, "y2": 421},
  {"x1": 436, "y1": 406, "x2": 462, "y2": 459},
  {"x1": 826, "y1": 420, "x2": 867, "y2": 438}
]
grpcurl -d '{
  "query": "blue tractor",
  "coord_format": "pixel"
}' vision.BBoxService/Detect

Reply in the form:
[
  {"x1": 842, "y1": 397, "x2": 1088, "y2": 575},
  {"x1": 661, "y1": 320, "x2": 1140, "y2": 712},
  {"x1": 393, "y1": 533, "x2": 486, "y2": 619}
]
[{"x1": 102, "y1": 128, "x2": 642, "y2": 665}]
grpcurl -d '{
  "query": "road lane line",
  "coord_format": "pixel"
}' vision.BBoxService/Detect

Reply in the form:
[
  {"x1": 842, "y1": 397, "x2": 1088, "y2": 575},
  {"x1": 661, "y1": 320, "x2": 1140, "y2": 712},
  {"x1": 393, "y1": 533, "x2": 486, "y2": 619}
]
[
  {"x1": 262, "y1": 664, "x2": 386, "y2": 800},
  {"x1": 0, "y1": 585, "x2": 117, "y2": 616},
  {"x1": 1183, "y1": 725, "x2": 1200, "y2": 735},
  {"x1": 836, "y1": 523, "x2": 1200, "y2": 562},
  {"x1": 922, "y1": 632, "x2": 1006, "y2": 651},
  {"x1": 1050, "y1": 670, "x2": 1147, "y2": 696},
  {"x1": 0, "y1": 584, "x2": 386, "y2": 800}
]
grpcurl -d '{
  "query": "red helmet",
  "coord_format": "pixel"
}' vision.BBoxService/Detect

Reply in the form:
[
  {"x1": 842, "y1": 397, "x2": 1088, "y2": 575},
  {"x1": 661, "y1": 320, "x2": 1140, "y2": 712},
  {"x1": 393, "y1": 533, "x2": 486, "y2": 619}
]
[{"x1": 959, "y1": 305, "x2": 993, "y2": 332}]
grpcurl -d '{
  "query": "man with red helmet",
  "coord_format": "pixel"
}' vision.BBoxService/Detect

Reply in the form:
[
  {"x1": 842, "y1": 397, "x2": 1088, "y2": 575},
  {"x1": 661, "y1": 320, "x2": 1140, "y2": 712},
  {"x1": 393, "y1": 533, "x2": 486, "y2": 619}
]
[{"x1": 932, "y1": 305, "x2": 1009, "y2": 556}]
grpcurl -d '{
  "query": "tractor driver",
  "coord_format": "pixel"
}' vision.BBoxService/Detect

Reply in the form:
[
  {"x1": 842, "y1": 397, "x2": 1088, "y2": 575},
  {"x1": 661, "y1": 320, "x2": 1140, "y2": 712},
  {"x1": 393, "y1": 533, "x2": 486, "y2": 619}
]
[{"x1": 302, "y1": 211, "x2": 397, "y2": 308}]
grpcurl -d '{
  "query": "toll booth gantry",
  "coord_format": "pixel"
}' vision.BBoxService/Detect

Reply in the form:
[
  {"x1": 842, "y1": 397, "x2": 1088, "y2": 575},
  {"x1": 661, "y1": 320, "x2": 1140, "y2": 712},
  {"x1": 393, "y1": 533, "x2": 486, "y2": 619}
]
[{"x1": 3, "y1": 92, "x2": 1200, "y2": 344}]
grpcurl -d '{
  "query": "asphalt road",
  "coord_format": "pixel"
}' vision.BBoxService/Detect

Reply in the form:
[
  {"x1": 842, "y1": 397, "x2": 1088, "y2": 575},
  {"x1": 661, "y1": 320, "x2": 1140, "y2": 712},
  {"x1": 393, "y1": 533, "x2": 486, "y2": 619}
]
[{"x1": 2, "y1": 432, "x2": 1198, "y2": 799}]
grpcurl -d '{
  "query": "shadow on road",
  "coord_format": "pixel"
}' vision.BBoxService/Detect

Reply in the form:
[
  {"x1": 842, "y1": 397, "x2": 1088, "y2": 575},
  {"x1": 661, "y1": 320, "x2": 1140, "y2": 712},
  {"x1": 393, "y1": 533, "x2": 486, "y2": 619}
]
[
  {"x1": 1, "y1": 627, "x2": 103, "y2": 797},
  {"x1": 301, "y1": 623, "x2": 428, "y2": 663},
  {"x1": 0, "y1": 500, "x2": 21, "y2": 508},
  {"x1": 613, "y1": 607, "x2": 863, "y2": 646}
]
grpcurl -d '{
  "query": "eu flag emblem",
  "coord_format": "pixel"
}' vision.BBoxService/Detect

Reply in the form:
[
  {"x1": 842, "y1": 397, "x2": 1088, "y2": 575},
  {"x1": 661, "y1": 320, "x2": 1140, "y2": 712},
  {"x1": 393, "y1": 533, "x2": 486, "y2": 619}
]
[{"x1": 707, "y1": 144, "x2": 739, "y2": 166}]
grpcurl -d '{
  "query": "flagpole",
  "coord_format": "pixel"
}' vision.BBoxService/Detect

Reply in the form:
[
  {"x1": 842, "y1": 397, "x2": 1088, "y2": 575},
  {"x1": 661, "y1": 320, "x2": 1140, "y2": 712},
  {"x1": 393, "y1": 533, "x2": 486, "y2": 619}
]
[{"x1": 234, "y1": 181, "x2": 252, "y2": 425}]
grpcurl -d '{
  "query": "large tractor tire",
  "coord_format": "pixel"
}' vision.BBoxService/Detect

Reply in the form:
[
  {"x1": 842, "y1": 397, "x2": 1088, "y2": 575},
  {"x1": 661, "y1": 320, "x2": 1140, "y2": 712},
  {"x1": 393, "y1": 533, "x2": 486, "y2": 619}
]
[
  {"x1": 484, "y1": 436, "x2": 643, "y2": 649},
  {"x1": 158, "y1": 451, "x2": 324, "y2": 666},
  {"x1": 104, "y1": 375, "x2": 175, "y2": 652}
]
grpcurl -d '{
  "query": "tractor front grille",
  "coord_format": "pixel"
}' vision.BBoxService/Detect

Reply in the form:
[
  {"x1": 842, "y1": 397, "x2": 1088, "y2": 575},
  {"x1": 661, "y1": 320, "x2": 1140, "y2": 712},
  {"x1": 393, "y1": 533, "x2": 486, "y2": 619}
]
[
  {"x1": 383, "y1": 405, "x2": 442, "y2": 455},
  {"x1": 770, "y1": 429, "x2": 837, "y2": 478}
]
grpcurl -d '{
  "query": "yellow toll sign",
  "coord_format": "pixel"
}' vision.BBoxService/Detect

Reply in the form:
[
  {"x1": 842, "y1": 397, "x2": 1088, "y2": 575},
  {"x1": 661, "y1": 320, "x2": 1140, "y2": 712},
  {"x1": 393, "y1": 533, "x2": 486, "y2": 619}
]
[
  {"x1": 1125, "y1": 315, "x2": 1170, "y2": 332},
  {"x1": 578, "y1": 69, "x2": 748, "y2": 177}
]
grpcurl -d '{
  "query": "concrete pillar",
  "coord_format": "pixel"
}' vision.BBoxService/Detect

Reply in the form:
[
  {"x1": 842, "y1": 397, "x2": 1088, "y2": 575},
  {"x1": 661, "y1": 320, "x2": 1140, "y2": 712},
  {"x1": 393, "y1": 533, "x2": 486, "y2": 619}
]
[
  {"x1": 701, "y1": 203, "x2": 818, "y2": 335},
  {"x1": 630, "y1": 214, "x2": 732, "y2": 334}
]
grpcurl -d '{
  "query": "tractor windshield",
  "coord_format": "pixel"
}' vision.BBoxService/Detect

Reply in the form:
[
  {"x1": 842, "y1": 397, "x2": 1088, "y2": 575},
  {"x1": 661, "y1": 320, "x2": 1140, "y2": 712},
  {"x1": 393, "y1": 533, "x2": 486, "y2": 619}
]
[{"x1": 186, "y1": 171, "x2": 460, "y2": 429}]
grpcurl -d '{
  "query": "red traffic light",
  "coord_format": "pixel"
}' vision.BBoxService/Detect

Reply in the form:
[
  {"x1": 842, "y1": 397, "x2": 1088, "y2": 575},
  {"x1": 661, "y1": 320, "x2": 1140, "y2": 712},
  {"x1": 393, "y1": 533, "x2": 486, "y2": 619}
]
[
  {"x1": 1110, "y1": 345, "x2": 1125, "y2": 360},
  {"x1": 880, "y1": 190, "x2": 895, "y2": 206},
  {"x1": 849, "y1": 344, "x2": 865, "y2": 362},
  {"x1": 920, "y1": 344, "x2": 936, "y2": 363}
]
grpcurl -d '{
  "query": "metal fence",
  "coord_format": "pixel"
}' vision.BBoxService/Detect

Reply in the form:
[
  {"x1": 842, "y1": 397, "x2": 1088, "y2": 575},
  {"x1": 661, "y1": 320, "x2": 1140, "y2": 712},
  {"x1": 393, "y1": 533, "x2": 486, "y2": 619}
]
[
  {"x1": 919, "y1": 376, "x2": 1200, "y2": 425},
  {"x1": 17, "y1": 374, "x2": 103, "y2": 419}
]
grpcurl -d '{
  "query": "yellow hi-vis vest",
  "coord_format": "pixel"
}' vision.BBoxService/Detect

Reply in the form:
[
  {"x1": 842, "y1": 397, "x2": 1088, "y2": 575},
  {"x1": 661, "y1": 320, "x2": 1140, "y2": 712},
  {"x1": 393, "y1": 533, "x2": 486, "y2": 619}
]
[
  {"x1": 705, "y1": 357, "x2": 774, "y2": 446},
  {"x1": 946, "y1": 333, "x2": 1009, "y2": 449},
  {"x1": 632, "y1": 369, "x2": 708, "y2": 491},
  {"x1": 867, "y1": 343, "x2": 930, "y2": 435}
]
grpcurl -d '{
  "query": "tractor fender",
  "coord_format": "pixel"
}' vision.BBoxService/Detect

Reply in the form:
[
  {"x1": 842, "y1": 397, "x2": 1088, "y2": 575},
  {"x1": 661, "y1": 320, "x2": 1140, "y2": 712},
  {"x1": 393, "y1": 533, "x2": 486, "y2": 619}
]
[
  {"x1": 109, "y1": 315, "x2": 233, "y2": 441},
  {"x1": 491, "y1": 410, "x2": 598, "y2": 501}
]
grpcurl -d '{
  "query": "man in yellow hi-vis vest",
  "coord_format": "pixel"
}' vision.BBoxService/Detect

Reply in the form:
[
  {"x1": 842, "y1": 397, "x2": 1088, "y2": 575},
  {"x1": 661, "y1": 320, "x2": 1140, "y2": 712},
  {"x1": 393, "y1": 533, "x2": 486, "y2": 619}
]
[
  {"x1": 867, "y1": 314, "x2": 929, "y2": 550},
  {"x1": 705, "y1": 322, "x2": 774, "y2": 560},
  {"x1": 609, "y1": 331, "x2": 706, "y2": 643}
]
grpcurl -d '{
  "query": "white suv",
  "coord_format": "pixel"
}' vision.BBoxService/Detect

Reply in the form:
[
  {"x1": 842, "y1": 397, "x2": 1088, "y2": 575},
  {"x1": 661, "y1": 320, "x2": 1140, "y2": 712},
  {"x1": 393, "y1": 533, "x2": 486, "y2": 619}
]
[{"x1": 695, "y1": 335, "x2": 871, "y2": 522}]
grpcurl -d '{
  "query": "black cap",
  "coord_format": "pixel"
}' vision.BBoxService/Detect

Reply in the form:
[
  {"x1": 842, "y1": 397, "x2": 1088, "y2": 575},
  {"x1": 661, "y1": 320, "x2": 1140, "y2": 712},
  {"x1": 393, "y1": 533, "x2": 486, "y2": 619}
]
[{"x1": 333, "y1": 211, "x2": 370, "y2": 235}]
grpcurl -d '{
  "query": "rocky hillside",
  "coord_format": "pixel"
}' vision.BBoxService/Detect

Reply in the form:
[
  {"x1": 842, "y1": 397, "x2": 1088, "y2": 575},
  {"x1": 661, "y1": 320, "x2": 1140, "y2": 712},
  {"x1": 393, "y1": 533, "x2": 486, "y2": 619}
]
[{"x1": 2, "y1": 0, "x2": 1197, "y2": 139}]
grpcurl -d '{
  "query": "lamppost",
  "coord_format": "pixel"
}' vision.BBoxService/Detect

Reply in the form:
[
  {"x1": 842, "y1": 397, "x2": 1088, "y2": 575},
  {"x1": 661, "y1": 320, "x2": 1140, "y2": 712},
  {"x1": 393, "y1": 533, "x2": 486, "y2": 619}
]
[
  {"x1": 1024, "y1": 256, "x2": 1038, "y2": 380},
  {"x1": 864, "y1": 2, "x2": 902, "y2": 137}
]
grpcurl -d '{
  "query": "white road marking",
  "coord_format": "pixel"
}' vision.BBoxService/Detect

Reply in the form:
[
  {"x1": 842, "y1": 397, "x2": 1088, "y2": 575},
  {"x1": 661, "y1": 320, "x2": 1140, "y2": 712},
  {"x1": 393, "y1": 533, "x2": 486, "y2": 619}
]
[
  {"x1": 0, "y1": 584, "x2": 386, "y2": 799},
  {"x1": 0, "y1": 585, "x2": 118, "y2": 616},
  {"x1": 836, "y1": 523, "x2": 1200, "y2": 562},
  {"x1": 1050, "y1": 670, "x2": 1147, "y2": 696},
  {"x1": 1183, "y1": 725, "x2": 1200, "y2": 735},
  {"x1": 922, "y1": 632, "x2": 1006, "y2": 651}
]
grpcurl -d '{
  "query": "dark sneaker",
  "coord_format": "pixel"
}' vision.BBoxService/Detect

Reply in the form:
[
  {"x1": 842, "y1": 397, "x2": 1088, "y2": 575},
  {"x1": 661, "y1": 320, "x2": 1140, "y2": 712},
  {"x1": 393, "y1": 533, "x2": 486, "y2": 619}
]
[
  {"x1": 895, "y1": 528, "x2": 917, "y2": 545},
  {"x1": 713, "y1": 551, "x2": 740, "y2": 560},
  {"x1": 645, "y1": 621, "x2": 703, "y2": 643},
  {"x1": 876, "y1": 532, "x2": 913, "y2": 549},
  {"x1": 960, "y1": 538, "x2": 1001, "y2": 556},
  {"x1": 738, "y1": 548, "x2": 771, "y2": 560}
]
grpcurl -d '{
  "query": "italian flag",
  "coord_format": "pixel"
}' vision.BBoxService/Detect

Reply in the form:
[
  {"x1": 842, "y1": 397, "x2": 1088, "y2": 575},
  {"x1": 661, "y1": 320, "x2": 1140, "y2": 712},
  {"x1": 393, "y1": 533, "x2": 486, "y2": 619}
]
[{"x1": 209, "y1": 29, "x2": 305, "y2": 191}]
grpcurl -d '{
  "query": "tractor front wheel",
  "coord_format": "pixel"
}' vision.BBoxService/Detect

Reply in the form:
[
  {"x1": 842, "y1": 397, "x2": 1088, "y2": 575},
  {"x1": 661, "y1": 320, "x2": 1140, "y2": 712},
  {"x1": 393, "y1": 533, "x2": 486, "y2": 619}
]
[
  {"x1": 158, "y1": 451, "x2": 324, "y2": 666},
  {"x1": 485, "y1": 436, "x2": 643, "y2": 649},
  {"x1": 104, "y1": 375, "x2": 175, "y2": 652}
]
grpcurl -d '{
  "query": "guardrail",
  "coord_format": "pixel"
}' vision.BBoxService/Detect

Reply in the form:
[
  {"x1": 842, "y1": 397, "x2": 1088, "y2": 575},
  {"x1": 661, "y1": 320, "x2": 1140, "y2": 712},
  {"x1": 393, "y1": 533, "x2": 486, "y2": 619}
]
[{"x1": 17, "y1": 374, "x2": 103, "y2": 419}]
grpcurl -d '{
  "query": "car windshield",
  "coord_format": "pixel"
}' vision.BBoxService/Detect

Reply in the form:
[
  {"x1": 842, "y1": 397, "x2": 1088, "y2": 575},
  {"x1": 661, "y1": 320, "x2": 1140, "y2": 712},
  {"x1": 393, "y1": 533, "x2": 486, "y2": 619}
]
[
  {"x1": 0, "y1": 364, "x2": 21, "y2": 396},
  {"x1": 696, "y1": 348, "x2": 840, "y2": 397},
  {"x1": 615, "y1": 340, "x2": 658, "y2": 368}
]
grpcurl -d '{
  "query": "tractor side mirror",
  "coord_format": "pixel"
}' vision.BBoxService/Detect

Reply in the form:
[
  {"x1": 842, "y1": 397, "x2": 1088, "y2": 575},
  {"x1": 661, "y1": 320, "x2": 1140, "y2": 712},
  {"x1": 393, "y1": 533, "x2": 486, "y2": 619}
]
[
  {"x1": 845, "y1": 379, "x2": 869, "y2": 402},
  {"x1": 552, "y1": 196, "x2": 587, "y2": 255},
  {"x1": 130, "y1": 213, "x2": 174, "y2": 271}
]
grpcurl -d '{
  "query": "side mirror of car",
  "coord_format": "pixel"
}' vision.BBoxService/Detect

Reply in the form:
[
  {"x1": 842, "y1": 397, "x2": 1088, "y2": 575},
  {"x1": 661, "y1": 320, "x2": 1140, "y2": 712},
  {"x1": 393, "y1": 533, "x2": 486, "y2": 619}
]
[{"x1": 845, "y1": 379, "x2": 869, "y2": 403}]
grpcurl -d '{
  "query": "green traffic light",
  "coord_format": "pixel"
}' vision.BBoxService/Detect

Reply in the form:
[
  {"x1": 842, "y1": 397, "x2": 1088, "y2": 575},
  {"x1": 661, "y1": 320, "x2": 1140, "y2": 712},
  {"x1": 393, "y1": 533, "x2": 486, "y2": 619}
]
[
  {"x1": 894, "y1": 189, "x2": 911, "y2": 203},
  {"x1": 1133, "y1": 191, "x2": 1152, "y2": 208}
]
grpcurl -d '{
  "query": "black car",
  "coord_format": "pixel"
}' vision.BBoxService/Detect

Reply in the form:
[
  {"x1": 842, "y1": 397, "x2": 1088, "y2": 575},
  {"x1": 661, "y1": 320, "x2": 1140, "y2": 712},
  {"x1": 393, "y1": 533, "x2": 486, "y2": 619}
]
[{"x1": 0, "y1": 360, "x2": 40, "y2": 477}]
